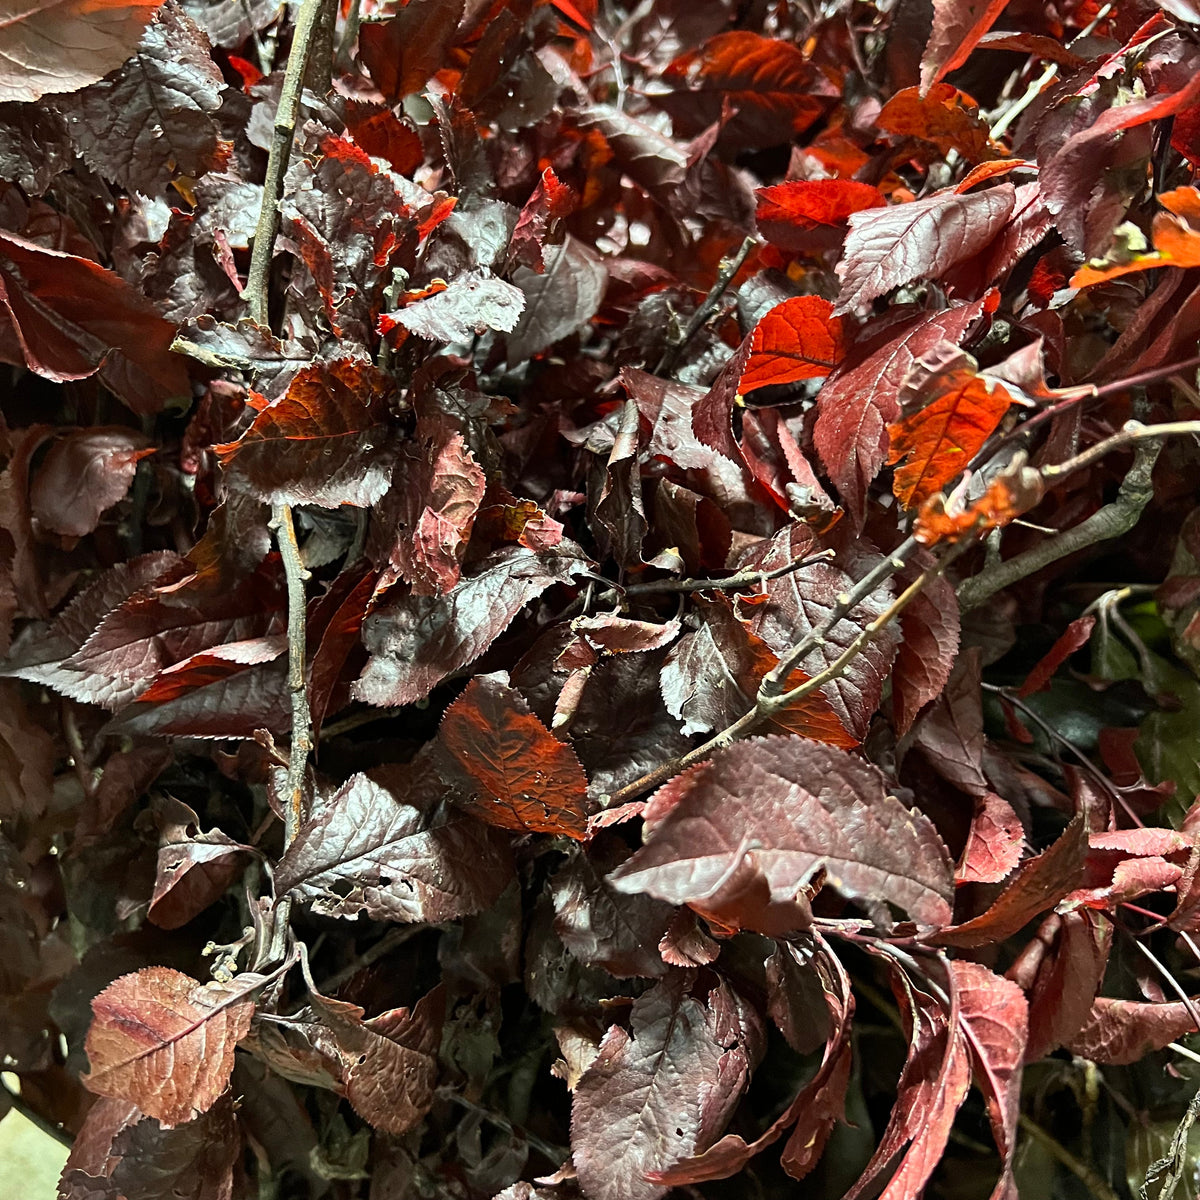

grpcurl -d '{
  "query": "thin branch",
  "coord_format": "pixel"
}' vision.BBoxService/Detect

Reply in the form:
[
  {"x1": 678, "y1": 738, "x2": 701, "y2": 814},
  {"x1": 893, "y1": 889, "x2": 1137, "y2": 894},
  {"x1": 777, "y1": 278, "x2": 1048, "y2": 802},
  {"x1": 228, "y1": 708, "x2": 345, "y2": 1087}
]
[
  {"x1": 1018, "y1": 1115, "x2": 1121, "y2": 1200},
  {"x1": 244, "y1": 0, "x2": 333, "y2": 325},
  {"x1": 0, "y1": 1077, "x2": 73, "y2": 1149},
  {"x1": 1041, "y1": 419, "x2": 1200, "y2": 481},
  {"x1": 655, "y1": 236, "x2": 755, "y2": 376},
  {"x1": 958, "y1": 439, "x2": 1162, "y2": 611},
  {"x1": 598, "y1": 539, "x2": 947, "y2": 808},
  {"x1": 761, "y1": 535, "x2": 918, "y2": 697},
  {"x1": 269, "y1": 503, "x2": 312, "y2": 852}
]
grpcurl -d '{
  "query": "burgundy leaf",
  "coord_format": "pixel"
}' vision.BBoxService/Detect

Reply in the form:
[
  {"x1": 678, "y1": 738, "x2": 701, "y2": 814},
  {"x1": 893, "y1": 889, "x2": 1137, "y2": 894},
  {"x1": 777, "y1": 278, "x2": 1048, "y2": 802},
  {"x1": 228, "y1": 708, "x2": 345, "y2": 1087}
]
[
  {"x1": 0, "y1": 229, "x2": 190, "y2": 413},
  {"x1": 570, "y1": 973, "x2": 729, "y2": 1200},
  {"x1": 83, "y1": 967, "x2": 255, "y2": 1126},
  {"x1": 835, "y1": 186, "x2": 1015, "y2": 313},
  {"x1": 353, "y1": 542, "x2": 592, "y2": 708},
  {"x1": 507, "y1": 236, "x2": 606, "y2": 363},
  {"x1": 30, "y1": 428, "x2": 153, "y2": 538},
  {"x1": 815, "y1": 298, "x2": 992, "y2": 526},
  {"x1": 374, "y1": 410, "x2": 486, "y2": 596},
  {"x1": 956, "y1": 792, "x2": 1025, "y2": 885},
  {"x1": 935, "y1": 814, "x2": 1089, "y2": 948},
  {"x1": 734, "y1": 525, "x2": 898, "y2": 741},
  {"x1": 357, "y1": 0, "x2": 466, "y2": 103},
  {"x1": 893, "y1": 565, "x2": 960, "y2": 734},
  {"x1": 921, "y1": 0, "x2": 1015, "y2": 91},
  {"x1": 952, "y1": 961, "x2": 1028, "y2": 1200},
  {"x1": 551, "y1": 833, "x2": 674, "y2": 978},
  {"x1": 912, "y1": 650, "x2": 988, "y2": 797},
  {"x1": 1067, "y1": 996, "x2": 1200, "y2": 1065},
  {"x1": 611, "y1": 736, "x2": 954, "y2": 930},
  {"x1": 275, "y1": 767, "x2": 514, "y2": 923},
  {"x1": 59, "y1": 4, "x2": 226, "y2": 195},
  {"x1": 439, "y1": 673, "x2": 590, "y2": 839}
]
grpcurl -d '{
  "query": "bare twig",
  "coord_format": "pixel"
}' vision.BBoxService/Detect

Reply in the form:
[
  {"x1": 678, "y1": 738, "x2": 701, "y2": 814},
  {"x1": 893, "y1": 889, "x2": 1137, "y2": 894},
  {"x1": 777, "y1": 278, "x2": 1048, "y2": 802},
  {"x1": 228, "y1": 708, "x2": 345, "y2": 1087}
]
[
  {"x1": 1040, "y1": 419, "x2": 1200, "y2": 482},
  {"x1": 0, "y1": 1077, "x2": 73, "y2": 1149},
  {"x1": 269, "y1": 502, "x2": 312, "y2": 852},
  {"x1": 598, "y1": 539, "x2": 947, "y2": 808},
  {"x1": 656, "y1": 236, "x2": 755, "y2": 376},
  {"x1": 244, "y1": 0, "x2": 333, "y2": 325},
  {"x1": 958, "y1": 439, "x2": 1162, "y2": 611}
]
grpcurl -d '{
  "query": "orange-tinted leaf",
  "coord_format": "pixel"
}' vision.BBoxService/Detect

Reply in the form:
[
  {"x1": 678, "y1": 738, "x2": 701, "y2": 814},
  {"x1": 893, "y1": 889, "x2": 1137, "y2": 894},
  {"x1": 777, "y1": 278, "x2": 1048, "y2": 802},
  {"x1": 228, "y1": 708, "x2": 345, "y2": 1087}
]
[
  {"x1": 878, "y1": 84, "x2": 992, "y2": 163},
  {"x1": 739, "y1": 296, "x2": 847, "y2": 393},
  {"x1": 913, "y1": 458, "x2": 1044, "y2": 545},
  {"x1": 888, "y1": 351, "x2": 1016, "y2": 508},
  {"x1": 214, "y1": 357, "x2": 395, "y2": 508},
  {"x1": 83, "y1": 967, "x2": 254, "y2": 1126},
  {"x1": 921, "y1": 0, "x2": 1015, "y2": 91},
  {"x1": 0, "y1": 0, "x2": 163, "y2": 103},
  {"x1": 755, "y1": 180, "x2": 886, "y2": 252},
  {"x1": 440, "y1": 673, "x2": 590, "y2": 839},
  {"x1": 658, "y1": 32, "x2": 828, "y2": 150}
]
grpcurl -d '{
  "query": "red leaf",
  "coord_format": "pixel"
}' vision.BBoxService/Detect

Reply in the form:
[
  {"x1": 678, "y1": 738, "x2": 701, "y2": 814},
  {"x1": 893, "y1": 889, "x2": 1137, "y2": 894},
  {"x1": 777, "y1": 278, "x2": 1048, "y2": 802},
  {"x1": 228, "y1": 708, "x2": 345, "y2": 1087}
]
[
  {"x1": 887, "y1": 347, "x2": 1016, "y2": 508},
  {"x1": 921, "y1": 0, "x2": 1015, "y2": 91},
  {"x1": 878, "y1": 84, "x2": 992, "y2": 162},
  {"x1": 440, "y1": 673, "x2": 590, "y2": 839},
  {"x1": 1067, "y1": 997, "x2": 1200, "y2": 1064},
  {"x1": 343, "y1": 99, "x2": 424, "y2": 175},
  {"x1": 913, "y1": 458, "x2": 1045, "y2": 545},
  {"x1": 657, "y1": 32, "x2": 829, "y2": 150},
  {"x1": 814, "y1": 298, "x2": 992, "y2": 525},
  {"x1": 893, "y1": 559, "x2": 960, "y2": 735},
  {"x1": 835, "y1": 186, "x2": 1015, "y2": 313},
  {"x1": 29, "y1": 428, "x2": 153, "y2": 538},
  {"x1": 611, "y1": 736, "x2": 954, "y2": 931},
  {"x1": 844, "y1": 967, "x2": 971, "y2": 1200},
  {"x1": 83, "y1": 967, "x2": 255, "y2": 1126},
  {"x1": 215, "y1": 358, "x2": 395, "y2": 508},
  {"x1": 357, "y1": 0, "x2": 466, "y2": 102},
  {"x1": 956, "y1": 792, "x2": 1025, "y2": 885},
  {"x1": 952, "y1": 961, "x2": 1028, "y2": 1199},
  {"x1": 1011, "y1": 911, "x2": 1113, "y2": 1062},
  {"x1": 738, "y1": 296, "x2": 847, "y2": 393},
  {"x1": 0, "y1": 229, "x2": 189, "y2": 413},
  {"x1": 935, "y1": 814, "x2": 1089, "y2": 948},
  {"x1": 0, "y1": 0, "x2": 164, "y2": 103},
  {"x1": 755, "y1": 180, "x2": 886, "y2": 253}
]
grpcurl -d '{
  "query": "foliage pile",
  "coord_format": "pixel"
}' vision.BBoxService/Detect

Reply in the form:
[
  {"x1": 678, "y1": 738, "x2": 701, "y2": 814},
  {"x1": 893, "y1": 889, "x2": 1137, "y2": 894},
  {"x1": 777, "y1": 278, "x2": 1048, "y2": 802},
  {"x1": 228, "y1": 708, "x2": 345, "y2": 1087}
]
[{"x1": 5, "y1": 0, "x2": 1200, "y2": 1197}]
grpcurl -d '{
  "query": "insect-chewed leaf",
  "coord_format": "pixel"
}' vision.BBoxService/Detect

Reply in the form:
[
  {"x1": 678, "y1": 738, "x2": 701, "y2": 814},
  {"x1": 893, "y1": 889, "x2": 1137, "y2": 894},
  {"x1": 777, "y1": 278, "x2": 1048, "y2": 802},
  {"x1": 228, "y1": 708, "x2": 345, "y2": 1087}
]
[
  {"x1": 214, "y1": 357, "x2": 395, "y2": 508},
  {"x1": 440, "y1": 673, "x2": 590, "y2": 839},
  {"x1": 815, "y1": 297, "x2": 992, "y2": 526},
  {"x1": 571, "y1": 974, "x2": 735, "y2": 1200},
  {"x1": 738, "y1": 296, "x2": 847, "y2": 393},
  {"x1": 656, "y1": 31, "x2": 829, "y2": 150},
  {"x1": 835, "y1": 186, "x2": 1015, "y2": 313},
  {"x1": 275, "y1": 767, "x2": 514, "y2": 922},
  {"x1": 0, "y1": 0, "x2": 164, "y2": 103},
  {"x1": 353, "y1": 542, "x2": 593, "y2": 708},
  {"x1": 913, "y1": 459, "x2": 1044, "y2": 545},
  {"x1": 755, "y1": 179, "x2": 886, "y2": 252},
  {"x1": 887, "y1": 348, "x2": 1016, "y2": 508},
  {"x1": 610, "y1": 736, "x2": 955, "y2": 930},
  {"x1": 82, "y1": 966, "x2": 255, "y2": 1126},
  {"x1": 382, "y1": 269, "x2": 525, "y2": 341}
]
